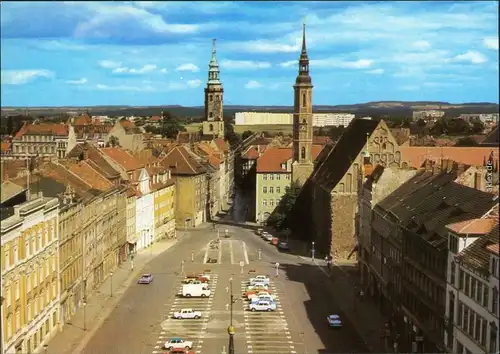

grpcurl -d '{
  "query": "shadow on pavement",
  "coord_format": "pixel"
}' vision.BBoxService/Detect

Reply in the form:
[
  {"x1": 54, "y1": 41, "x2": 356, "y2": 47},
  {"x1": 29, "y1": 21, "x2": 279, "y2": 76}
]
[{"x1": 281, "y1": 262, "x2": 371, "y2": 354}]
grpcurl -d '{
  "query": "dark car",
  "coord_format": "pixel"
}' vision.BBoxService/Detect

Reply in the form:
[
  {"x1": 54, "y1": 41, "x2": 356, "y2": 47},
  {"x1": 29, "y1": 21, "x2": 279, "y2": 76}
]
[{"x1": 277, "y1": 241, "x2": 290, "y2": 251}]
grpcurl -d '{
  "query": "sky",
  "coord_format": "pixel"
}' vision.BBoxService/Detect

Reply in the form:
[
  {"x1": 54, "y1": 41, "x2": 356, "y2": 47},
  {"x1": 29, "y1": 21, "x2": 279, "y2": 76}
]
[{"x1": 1, "y1": 1, "x2": 499, "y2": 107}]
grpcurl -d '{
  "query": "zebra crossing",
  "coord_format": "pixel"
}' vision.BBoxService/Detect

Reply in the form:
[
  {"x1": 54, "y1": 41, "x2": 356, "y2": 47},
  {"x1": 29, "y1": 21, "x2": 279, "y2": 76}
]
[
  {"x1": 152, "y1": 274, "x2": 219, "y2": 354},
  {"x1": 240, "y1": 279, "x2": 296, "y2": 354}
]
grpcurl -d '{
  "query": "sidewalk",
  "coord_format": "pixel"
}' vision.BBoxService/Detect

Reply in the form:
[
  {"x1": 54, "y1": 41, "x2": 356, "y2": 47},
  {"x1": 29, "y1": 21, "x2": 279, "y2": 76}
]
[
  {"x1": 311, "y1": 259, "x2": 389, "y2": 353},
  {"x1": 46, "y1": 239, "x2": 177, "y2": 354}
]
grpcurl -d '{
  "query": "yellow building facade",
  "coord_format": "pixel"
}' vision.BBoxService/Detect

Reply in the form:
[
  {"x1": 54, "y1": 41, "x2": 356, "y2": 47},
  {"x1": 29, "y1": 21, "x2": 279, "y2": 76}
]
[
  {"x1": 1, "y1": 196, "x2": 59, "y2": 354},
  {"x1": 153, "y1": 181, "x2": 176, "y2": 240}
]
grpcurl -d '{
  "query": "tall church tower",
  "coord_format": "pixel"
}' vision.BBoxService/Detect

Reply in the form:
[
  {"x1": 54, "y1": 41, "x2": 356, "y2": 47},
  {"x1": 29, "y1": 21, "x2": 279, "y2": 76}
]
[
  {"x1": 291, "y1": 21, "x2": 314, "y2": 187},
  {"x1": 202, "y1": 39, "x2": 225, "y2": 138}
]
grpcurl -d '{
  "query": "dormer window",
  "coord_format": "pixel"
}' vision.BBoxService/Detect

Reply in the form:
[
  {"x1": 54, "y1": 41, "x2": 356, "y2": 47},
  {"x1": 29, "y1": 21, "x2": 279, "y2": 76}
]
[{"x1": 281, "y1": 163, "x2": 286, "y2": 170}]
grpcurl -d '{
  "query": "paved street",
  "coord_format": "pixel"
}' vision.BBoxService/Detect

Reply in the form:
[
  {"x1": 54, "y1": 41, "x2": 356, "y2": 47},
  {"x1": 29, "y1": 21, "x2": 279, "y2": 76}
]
[{"x1": 75, "y1": 219, "x2": 369, "y2": 354}]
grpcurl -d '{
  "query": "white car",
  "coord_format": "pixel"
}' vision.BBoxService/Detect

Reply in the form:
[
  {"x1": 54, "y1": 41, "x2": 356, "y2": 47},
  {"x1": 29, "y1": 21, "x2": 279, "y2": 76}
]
[
  {"x1": 250, "y1": 293, "x2": 276, "y2": 303},
  {"x1": 249, "y1": 300, "x2": 277, "y2": 312},
  {"x1": 173, "y1": 308, "x2": 202, "y2": 319},
  {"x1": 249, "y1": 275, "x2": 270, "y2": 285},
  {"x1": 246, "y1": 283, "x2": 269, "y2": 291},
  {"x1": 163, "y1": 338, "x2": 193, "y2": 350}
]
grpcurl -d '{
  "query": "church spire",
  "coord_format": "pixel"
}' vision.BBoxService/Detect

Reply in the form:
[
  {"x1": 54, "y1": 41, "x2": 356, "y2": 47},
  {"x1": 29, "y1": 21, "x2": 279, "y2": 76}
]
[
  {"x1": 296, "y1": 19, "x2": 311, "y2": 85},
  {"x1": 300, "y1": 18, "x2": 308, "y2": 60},
  {"x1": 208, "y1": 38, "x2": 221, "y2": 84}
]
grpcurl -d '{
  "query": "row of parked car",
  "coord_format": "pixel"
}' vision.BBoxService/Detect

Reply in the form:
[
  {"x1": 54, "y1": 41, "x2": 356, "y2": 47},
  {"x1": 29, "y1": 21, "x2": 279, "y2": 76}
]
[
  {"x1": 255, "y1": 229, "x2": 290, "y2": 251},
  {"x1": 242, "y1": 275, "x2": 277, "y2": 312}
]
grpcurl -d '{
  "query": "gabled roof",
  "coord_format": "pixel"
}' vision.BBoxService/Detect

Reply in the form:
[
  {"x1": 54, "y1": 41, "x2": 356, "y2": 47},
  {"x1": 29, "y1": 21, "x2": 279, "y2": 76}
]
[
  {"x1": 14, "y1": 122, "x2": 69, "y2": 139},
  {"x1": 66, "y1": 142, "x2": 121, "y2": 179},
  {"x1": 458, "y1": 223, "x2": 499, "y2": 274},
  {"x1": 158, "y1": 146, "x2": 206, "y2": 176},
  {"x1": 213, "y1": 138, "x2": 230, "y2": 153},
  {"x1": 446, "y1": 218, "x2": 498, "y2": 235},
  {"x1": 101, "y1": 147, "x2": 143, "y2": 172},
  {"x1": 312, "y1": 118, "x2": 380, "y2": 191},
  {"x1": 241, "y1": 146, "x2": 260, "y2": 160},
  {"x1": 480, "y1": 125, "x2": 499, "y2": 146},
  {"x1": 73, "y1": 114, "x2": 93, "y2": 125},
  {"x1": 60, "y1": 161, "x2": 114, "y2": 192}
]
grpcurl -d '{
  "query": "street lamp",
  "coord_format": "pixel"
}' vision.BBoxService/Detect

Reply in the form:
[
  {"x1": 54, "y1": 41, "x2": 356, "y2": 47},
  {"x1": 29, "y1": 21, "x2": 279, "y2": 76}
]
[
  {"x1": 311, "y1": 241, "x2": 316, "y2": 261},
  {"x1": 83, "y1": 301, "x2": 87, "y2": 331},
  {"x1": 228, "y1": 277, "x2": 236, "y2": 354},
  {"x1": 110, "y1": 271, "x2": 114, "y2": 297}
]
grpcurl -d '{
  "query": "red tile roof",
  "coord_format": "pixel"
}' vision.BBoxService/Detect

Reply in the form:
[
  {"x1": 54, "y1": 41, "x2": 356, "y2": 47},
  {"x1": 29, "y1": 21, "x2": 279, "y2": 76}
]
[
  {"x1": 446, "y1": 218, "x2": 498, "y2": 235},
  {"x1": 313, "y1": 136, "x2": 330, "y2": 145},
  {"x1": 101, "y1": 147, "x2": 143, "y2": 172},
  {"x1": 213, "y1": 138, "x2": 230, "y2": 153},
  {"x1": 256, "y1": 145, "x2": 324, "y2": 173},
  {"x1": 150, "y1": 116, "x2": 162, "y2": 122},
  {"x1": 401, "y1": 147, "x2": 498, "y2": 168},
  {"x1": 73, "y1": 114, "x2": 93, "y2": 125},
  {"x1": 14, "y1": 123, "x2": 69, "y2": 139},
  {"x1": 242, "y1": 146, "x2": 260, "y2": 160},
  {"x1": 61, "y1": 161, "x2": 114, "y2": 192},
  {"x1": 120, "y1": 120, "x2": 135, "y2": 129},
  {"x1": 159, "y1": 146, "x2": 206, "y2": 175}
]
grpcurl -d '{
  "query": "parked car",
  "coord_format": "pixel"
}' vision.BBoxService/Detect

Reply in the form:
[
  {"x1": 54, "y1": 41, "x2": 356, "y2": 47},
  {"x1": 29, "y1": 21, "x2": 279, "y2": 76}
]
[
  {"x1": 277, "y1": 241, "x2": 290, "y2": 251},
  {"x1": 137, "y1": 274, "x2": 153, "y2": 284},
  {"x1": 249, "y1": 300, "x2": 277, "y2": 312},
  {"x1": 245, "y1": 283, "x2": 269, "y2": 292},
  {"x1": 182, "y1": 284, "x2": 211, "y2": 298},
  {"x1": 261, "y1": 231, "x2": 269, "y2": 239},
  {"x1": 327, "y1": 314, "x2": 343, "y2": 328},
  {"x1": 163, "y1": 338, "x2": 193, "y2": 350},
  {"x1": 249, "y1": 275, "x2": 270, "y2": 285},
  {"x1": 183, "y1": 279, "x2": 207, "y2": 285},
  {"x1": 264, "y1": 234, "x2": 274, "y2": 242},
  {"x1": 173, "y1": 308, "x2": 202, "y2": 319},
  {"x1": 256, "y1": 228, "x2": 263, "y2": 235},
  {"x1": 249, "y1": 292, "x2": 276, "y2": 303},
  {"x1": 244, "y1": 286, "x2": 271, "y2": 298}
]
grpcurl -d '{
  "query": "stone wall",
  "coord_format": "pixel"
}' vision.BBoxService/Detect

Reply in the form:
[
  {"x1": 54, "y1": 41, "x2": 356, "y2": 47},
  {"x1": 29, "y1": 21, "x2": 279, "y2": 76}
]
[{"x1": 331, "y1": 193, "x2": 358, "y2": 260}]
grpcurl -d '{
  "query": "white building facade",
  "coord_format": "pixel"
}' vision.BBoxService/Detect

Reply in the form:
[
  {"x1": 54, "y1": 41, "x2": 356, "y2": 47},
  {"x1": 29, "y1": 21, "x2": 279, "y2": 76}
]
[
  {"x1": 445, "y1": 219, "x2": 499, "y2": 354},
  {"x1": 134, "y1": 169, "x2": 155, "y2": 251},
  {"x1": 235, "y1": 112, "x2": 355, "y2": 127}
]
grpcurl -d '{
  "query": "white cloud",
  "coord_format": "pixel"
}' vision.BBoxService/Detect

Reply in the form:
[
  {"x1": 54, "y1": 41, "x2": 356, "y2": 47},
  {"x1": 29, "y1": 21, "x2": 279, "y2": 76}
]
[
  {"x1": 113, "y1": 64, "x2": 157, "y2": 74},
  {"x1": 221, "y1": 60, "x2": 272, "y2": 70},
  {"x1": 279, "y1": 60, "x2": 296, "y2": 68},
  {"x1": 187, "y1": 79, "x2": 202, "y2": 88},
  {"x1": 310, "y1": 58, "x2": 374, "y2": 69},
  {"x1": 98, "y1": 60, "x2": 122, "y2": 69},
  {"x1": 244, "y1": 80, "x2": 262, "y2": 89},
  {"x1": 366, "y1": 68, "x2": 384, "y2": 75},
  {"x1": 160, "y1": 68, "x2": 168, "y2": 74},
  {"x1": 96, "y1": 83, "x2": 155, "y2": 92},
  {"x1": 1, "y1": 69, "x2": 54, "y2": 85},
  {"x1": 483, "y1": 37, "x2": 499, "y2": 50},
  {"x1": 176, "y1": 63, "x2": 200, "y2": 72},
  {"x1": 412, "y1": 40, "x2": 431, "y2": 50},
  {"x1": 227, "y1": 40, "x2": 300, "y2": 53},
  {"x1": 454, "y1": 51, "x2": 487, "y2": 64},
  {"x1": 66, "y1": 78, "x2": 88, "y2": 85}
]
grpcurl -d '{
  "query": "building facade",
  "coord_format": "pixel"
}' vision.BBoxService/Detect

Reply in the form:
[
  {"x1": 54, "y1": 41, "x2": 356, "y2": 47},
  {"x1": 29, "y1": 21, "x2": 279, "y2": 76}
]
[
  {"x1": 1, "y1": 196, "x2": 59, "y2": 354},
  {"x1": 152, "y1": 172, "x2": 176, "y2": 241},
  {"x1": 445, "y1": 219, "x2": 499, "y2": 354},
  {"x1": 234, "y1": 112, "x2": 355, "y2": 127},
  {"x1": 202, "y1": 39, "x2": 224, "y2": 139}
]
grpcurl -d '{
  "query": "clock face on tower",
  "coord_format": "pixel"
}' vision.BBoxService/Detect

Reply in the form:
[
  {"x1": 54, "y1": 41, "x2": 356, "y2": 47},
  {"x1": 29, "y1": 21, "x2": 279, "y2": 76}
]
[{"x1": 300, "y1": 123, "x2": 307, "y2": 131}]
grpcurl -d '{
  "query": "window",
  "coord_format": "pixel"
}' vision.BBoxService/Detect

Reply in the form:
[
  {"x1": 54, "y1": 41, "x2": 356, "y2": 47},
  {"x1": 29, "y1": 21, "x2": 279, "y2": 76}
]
[
  {"x1": 449, "y1": 235, "x2": 458, "y2": 253},
  {"x1": 269, "y1": 174, "x2": 274, "y2": 181},
  {"x1": 477, "y1": 282, "x2": 483, "y2": 304},
  {"x1": 269, "y1": 200, "x2": 274, "y2": 207},
  {"x1": 276, "y1": 187, "x2": 281, "y2": 194},
  {"x1": 209, "y1": 112, "x2": 213, "y2": 118},
  {"x1": 262, "y1": 199, "x2": 267, "y2": 206},
  {"x1": 483, "y1": 286, "x2": 489, "y2": 307},
  {"x1": 263, "y1": 174, "x2": 267, "y2": 180},
  {"x1": 5, "y1": 249, "x2": 9, "y2": 269},
  {"x1": 450, "y1": 261, "x2": 456, "y2": 285},
  {"x1": 468, "y1": 310, "x2": 474, "y2": 336},
  {"x1": 263, "y1": 187, "x2": 267, "y2": 194},
  {"x1": 286, "y1": 174, "x2": 291, "y2": 180},
  {"x1": 459, "y1": 270, "x2": 465, "y2": 290},
  {"x1": 6, "y1": 287, "x2": 11, "y2": 307},
  {"x1": 475, "y1": 314, "x2": 481, "y2": 341},
  {"x1": 269, "y1": 187, "x2": 274, "y2": 193},
  {"x1": 53, "y1": 312, "x2": 57, "y2": 326},
  {"x1": 492, "y1": 287, "x2": 498, "y2": 314},
  {"x1": 276, "y1": 199, "x2": 280, "y2": 206},
  {"x1": 490, "y1": 323, "x2": 498, "y2": 353},
  {"x1": 301, "y1": 147, "x2": 306, "y2": 159},
  {"x1": 15, "y1": 281, "x2": 20, "y2": 300},
  {"x1": 209, "y1": 95, "x2": 213, "y2": 102},
  {"x1": 276, "y1": 174, "x2": 280, "y2": 180},
  {"x1": 463, "y1": 307, "x2": 469, "y2": 331},
  {"x1": 13, "y1": 246, "x2": 18, "y2": 264},
  {"x1": 15, "y1": 310, "x2": 20, "y2": 331},
  {"x1": 465, "y1": 273, "x2": 470, "y2": 294},
  {"x1": 471, "y1": 278, "x2": 477, "y2": 299},
  {"x1": 302, "y1": 93, "x2": 306, "y2": 107}
]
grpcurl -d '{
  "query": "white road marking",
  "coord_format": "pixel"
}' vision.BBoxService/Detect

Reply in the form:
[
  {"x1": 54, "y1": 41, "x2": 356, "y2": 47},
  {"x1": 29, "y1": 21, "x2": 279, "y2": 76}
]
[
  {"x1": 218, "y1": 241, "x2": 222, "y2": 264},
  {"x1": 203, "y1": 240, "x2": 211, "y2": 264},
  {"x1": 242, "y1": 240, "x2": 250, "y2": 264},
  {"x1": 229, "y1": 240, "x2": 235, "y2": 264}
]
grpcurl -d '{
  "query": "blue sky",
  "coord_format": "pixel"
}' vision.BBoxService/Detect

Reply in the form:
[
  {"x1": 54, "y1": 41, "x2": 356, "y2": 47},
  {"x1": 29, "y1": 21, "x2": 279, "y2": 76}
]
[{"x1": 1, "y1": 1, "x2": 499, "y2": 107}]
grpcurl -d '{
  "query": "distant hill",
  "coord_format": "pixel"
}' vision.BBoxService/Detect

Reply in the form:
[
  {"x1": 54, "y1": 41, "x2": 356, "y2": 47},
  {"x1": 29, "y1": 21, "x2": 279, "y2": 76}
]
[{"x1": 2, "y1": 101, "x2": 498, "y2": 119}]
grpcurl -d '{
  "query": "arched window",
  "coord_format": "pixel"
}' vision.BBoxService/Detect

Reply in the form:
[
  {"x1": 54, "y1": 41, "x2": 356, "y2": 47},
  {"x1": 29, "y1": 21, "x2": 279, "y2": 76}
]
[
  {"x1": 302, "y1": 93, "x2": 306, "y2": 107},
  {"x1": 301, "y1": 147, "x2": 306, "y2": 159},
  {"x1": 302, "y1": 119, "x2": 306, "y2": 125},
  {"x1": 209, "y1": 95, "x2": 213, "y2": 102},
  {"x1": 209, "y1": 124, "x2": 213, "y2": 131}
]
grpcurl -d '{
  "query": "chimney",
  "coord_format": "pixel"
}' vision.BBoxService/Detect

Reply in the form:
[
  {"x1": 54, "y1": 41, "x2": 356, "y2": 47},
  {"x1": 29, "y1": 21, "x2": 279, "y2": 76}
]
[{"x1": 474, "y1": 171, "x2": 483, "y2": 191}]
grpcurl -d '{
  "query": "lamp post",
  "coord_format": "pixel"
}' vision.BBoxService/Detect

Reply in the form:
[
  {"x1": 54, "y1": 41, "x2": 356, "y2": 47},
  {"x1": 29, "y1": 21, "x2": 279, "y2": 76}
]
[
  {"x1": 83, "y1": 301, "x2": 87, "y2": 331},
  {"x1": 311, "y1": 241, "x2": 315, "y2": 261},
  {"x1": 227, "y1": 277, "x2": 236, "y2": 354},
  {"x1": 110, "y1": 271, "x2": 114, "y2": 297}
]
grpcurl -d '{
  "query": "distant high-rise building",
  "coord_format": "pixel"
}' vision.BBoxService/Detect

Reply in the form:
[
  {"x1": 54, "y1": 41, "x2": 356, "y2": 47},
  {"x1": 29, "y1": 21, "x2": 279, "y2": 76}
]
[{"x1": 202, "y1": 39, "x2": 224, "y2": 138}]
